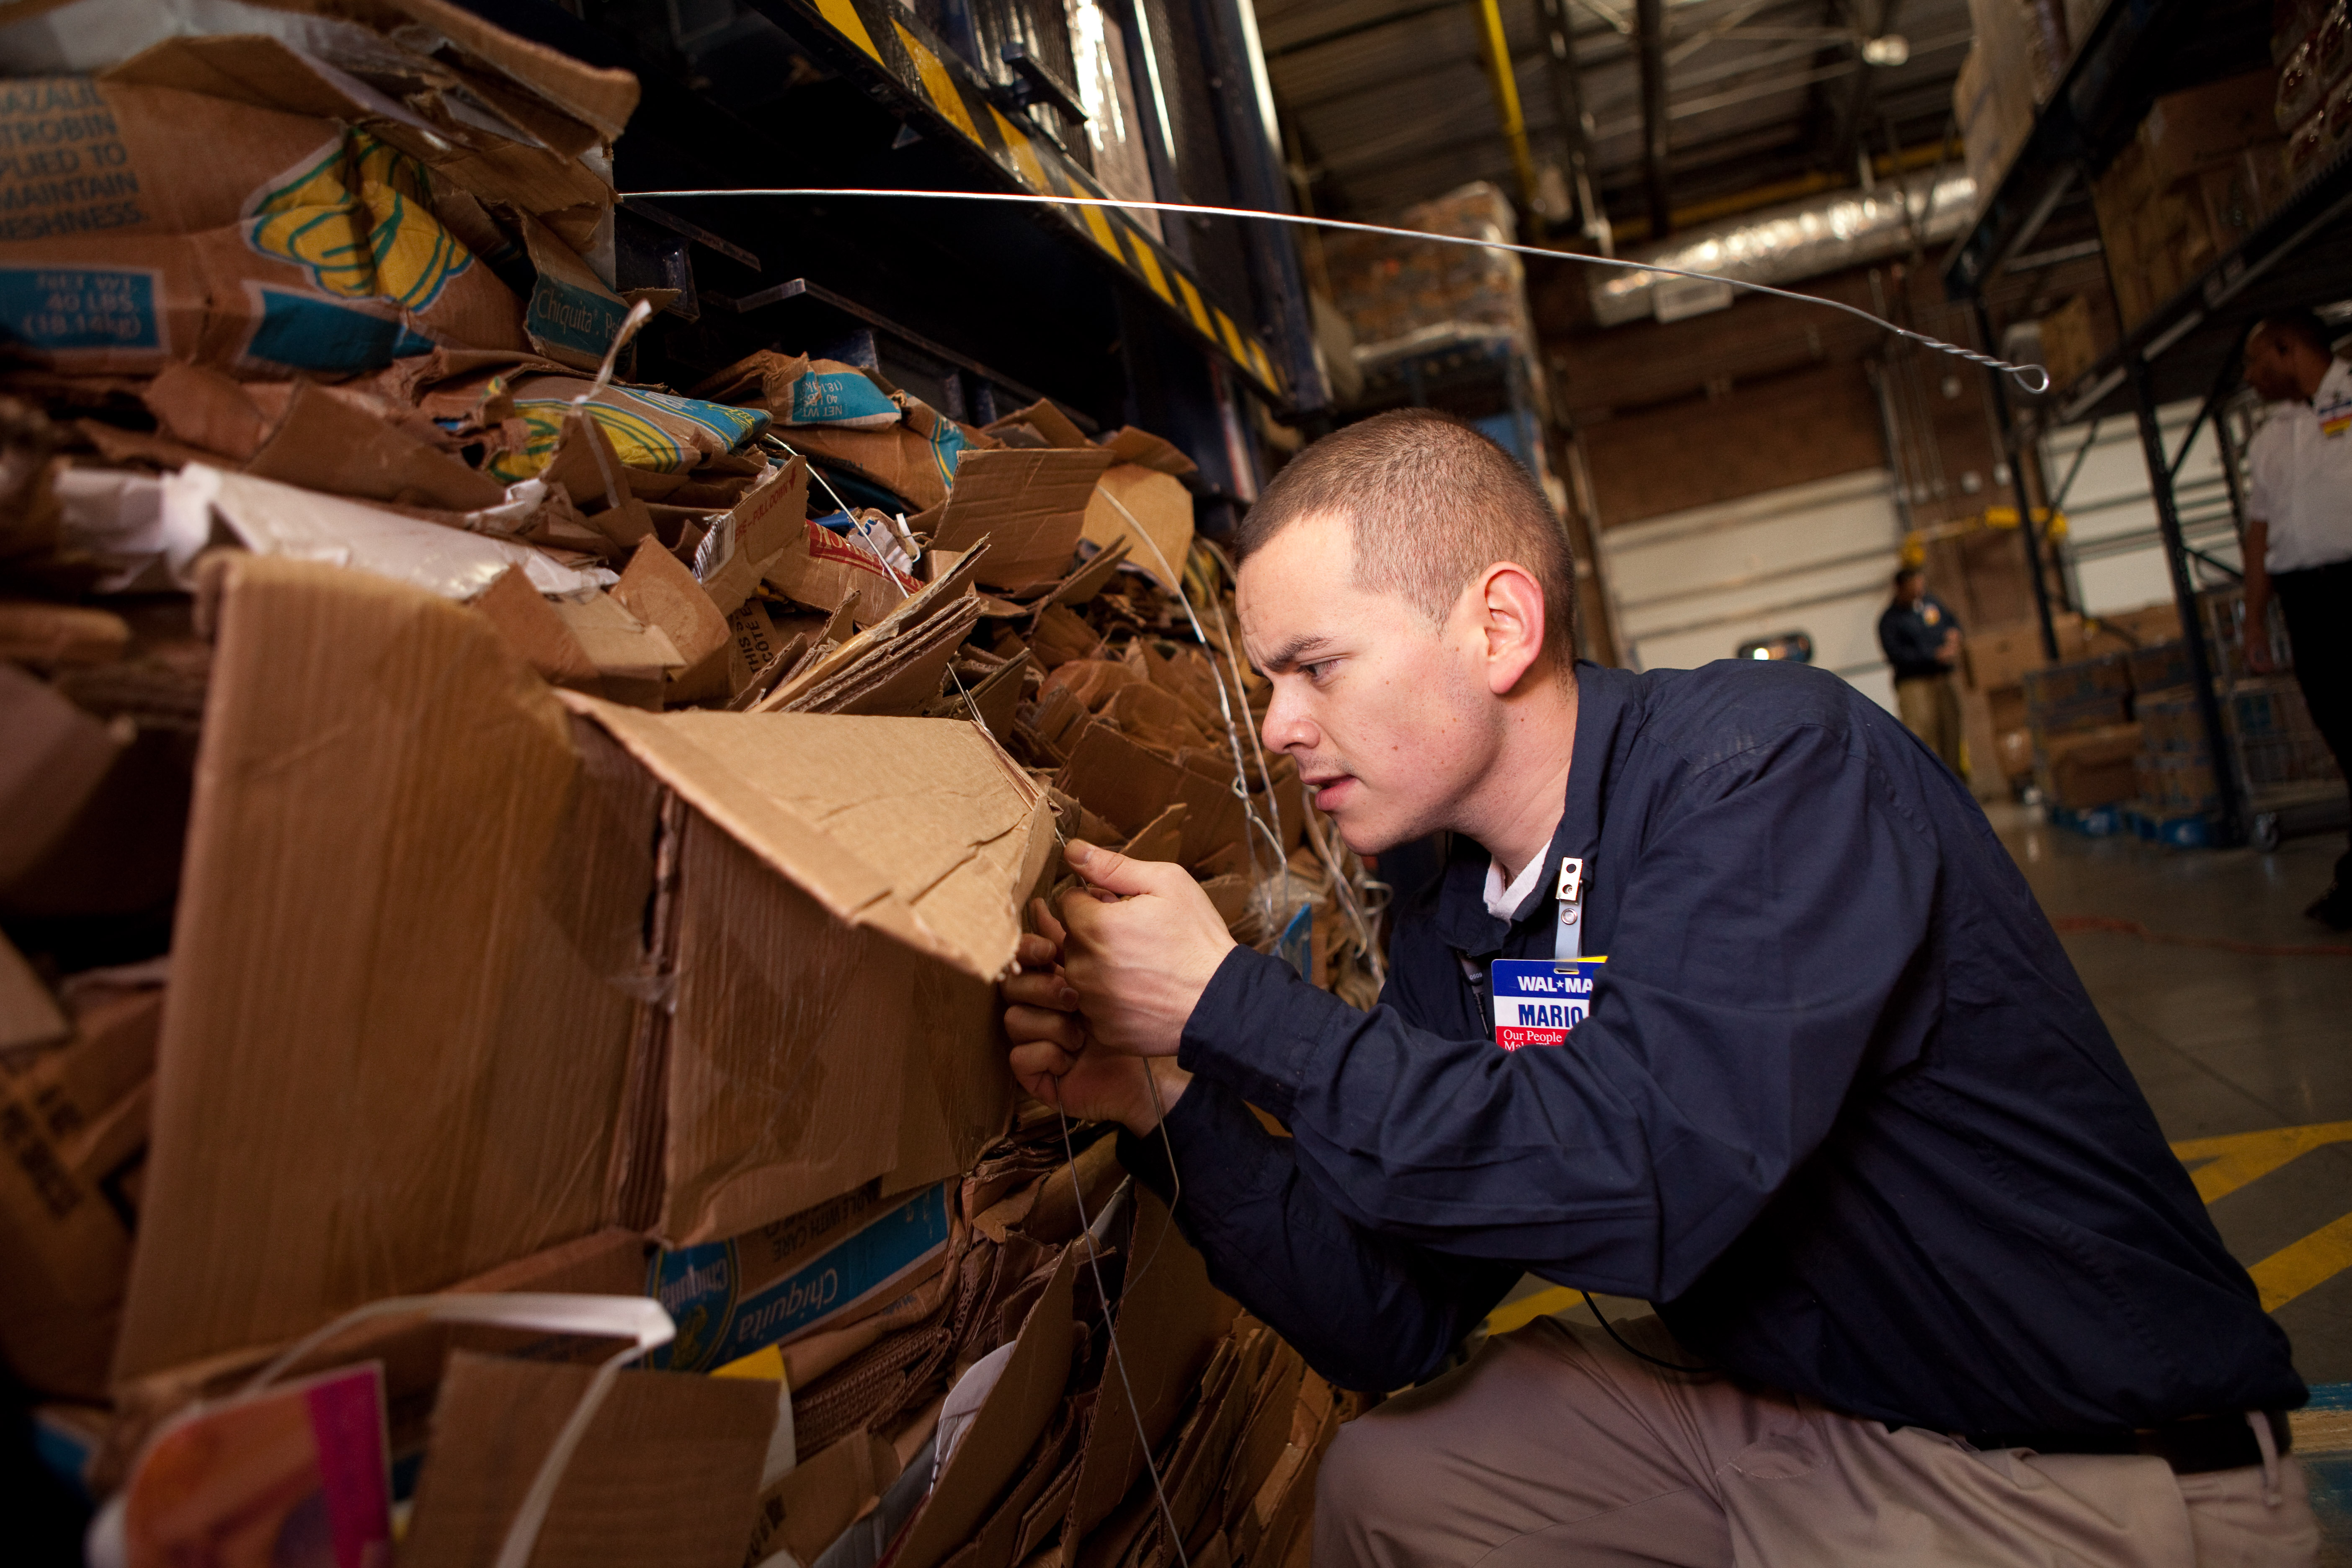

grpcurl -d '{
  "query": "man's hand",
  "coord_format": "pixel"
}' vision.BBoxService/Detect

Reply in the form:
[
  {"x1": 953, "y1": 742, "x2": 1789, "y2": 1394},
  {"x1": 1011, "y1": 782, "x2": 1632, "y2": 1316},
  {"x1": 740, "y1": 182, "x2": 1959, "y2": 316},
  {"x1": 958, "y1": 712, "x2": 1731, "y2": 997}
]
[
  {"x1": 1002, "y1": 899, "x2": 1190, "y2": 1132},
  {"x1": 1938, "y1": 627, "x2": 1962, "y2": 662},
  {"x1": 1057, "y1": 840, "x2": 1238, "y2": 1058}
]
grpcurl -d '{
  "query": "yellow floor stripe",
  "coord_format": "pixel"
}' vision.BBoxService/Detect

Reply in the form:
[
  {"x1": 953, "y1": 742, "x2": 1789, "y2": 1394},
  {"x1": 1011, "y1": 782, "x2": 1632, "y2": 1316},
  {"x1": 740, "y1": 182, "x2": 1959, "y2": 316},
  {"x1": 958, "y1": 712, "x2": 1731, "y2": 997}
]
[
  {"x1": 2251, "y1": 1211, "x2": 2352, "y2": 1311},
  {"x1": 892, "y1": 23, "x2": 982, "y2": 146},
  {"x1": 1481, "y1": 1285, "x2": 1580, "y2": 1338},
  {"x1": 2171, "y1": 1119, "x2": 2352, "y2": 1203}
]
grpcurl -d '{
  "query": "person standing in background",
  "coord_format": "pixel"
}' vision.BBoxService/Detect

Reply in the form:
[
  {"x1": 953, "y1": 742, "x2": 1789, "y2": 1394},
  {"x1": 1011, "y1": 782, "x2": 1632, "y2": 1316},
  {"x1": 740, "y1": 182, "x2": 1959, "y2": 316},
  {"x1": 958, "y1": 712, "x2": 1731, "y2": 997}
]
[
  {"x1": 2241, "y1": 308, "x2": 2352, "y2": 931},
  {"x1": 1878, "y1": 566, "x2": 1966, "y2": 774}
]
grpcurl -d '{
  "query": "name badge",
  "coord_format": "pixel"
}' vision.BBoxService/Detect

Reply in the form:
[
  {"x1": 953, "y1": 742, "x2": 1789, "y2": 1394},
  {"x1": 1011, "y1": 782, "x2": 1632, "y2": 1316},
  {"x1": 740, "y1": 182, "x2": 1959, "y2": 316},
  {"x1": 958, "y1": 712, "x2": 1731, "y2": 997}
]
[{"x1": 1490, "y1": 959, "x2": 1604, "y2": 1051}]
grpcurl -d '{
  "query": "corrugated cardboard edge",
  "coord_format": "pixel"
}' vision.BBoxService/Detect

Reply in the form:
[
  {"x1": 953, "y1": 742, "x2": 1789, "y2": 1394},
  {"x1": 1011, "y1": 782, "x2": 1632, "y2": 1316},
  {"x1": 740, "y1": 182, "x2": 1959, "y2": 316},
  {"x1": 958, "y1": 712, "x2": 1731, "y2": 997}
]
[
  {"x1": 556, "y1": 696, "x2": 1050, "y2": 980},
  {"x1": 893, "y1": 1243, "x2": 1080, "y2": 1568}
]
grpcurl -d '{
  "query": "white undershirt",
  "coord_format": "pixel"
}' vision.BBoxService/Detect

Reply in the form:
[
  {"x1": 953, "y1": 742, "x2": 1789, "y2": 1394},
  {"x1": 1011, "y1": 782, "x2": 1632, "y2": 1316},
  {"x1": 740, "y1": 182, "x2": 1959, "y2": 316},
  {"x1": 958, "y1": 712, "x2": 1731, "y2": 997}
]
[{"x1": 1483, "y1": 851, "x2": 1548, "y2": 923}]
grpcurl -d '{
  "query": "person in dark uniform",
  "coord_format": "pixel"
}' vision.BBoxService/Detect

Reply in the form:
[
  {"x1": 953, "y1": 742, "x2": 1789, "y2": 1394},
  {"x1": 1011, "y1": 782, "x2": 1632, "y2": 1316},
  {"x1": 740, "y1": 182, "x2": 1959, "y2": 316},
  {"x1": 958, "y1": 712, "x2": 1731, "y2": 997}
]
[
  {"x1": 1877, "y1": 565, "x2": 1966, "y2": 774},
  {"x1": 2241, "y1": 308, "x2": 2352, "y2": 929},
  {"x1": 1003, "y1": 410, "x2": 2311, "y2": 1568}
]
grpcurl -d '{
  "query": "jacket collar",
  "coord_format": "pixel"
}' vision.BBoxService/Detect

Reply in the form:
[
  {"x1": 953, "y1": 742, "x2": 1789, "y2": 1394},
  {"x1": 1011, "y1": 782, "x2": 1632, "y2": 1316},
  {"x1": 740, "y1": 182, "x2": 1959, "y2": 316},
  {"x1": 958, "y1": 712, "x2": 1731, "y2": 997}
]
[{"x1": 1429, "y1": 661, "x2": 1639, "y2": 957}]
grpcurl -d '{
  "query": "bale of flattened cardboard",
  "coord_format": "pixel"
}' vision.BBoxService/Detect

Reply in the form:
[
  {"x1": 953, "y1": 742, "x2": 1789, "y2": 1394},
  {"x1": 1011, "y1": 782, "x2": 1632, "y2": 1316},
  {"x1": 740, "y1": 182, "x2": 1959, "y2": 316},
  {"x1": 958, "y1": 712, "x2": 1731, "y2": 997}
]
[
  {"x1": 720, "y1": 1116, "x2": 1361, "y2": 1568},
  {"x1": 111, "y1": 551, "x2": 1052, "y2": 1383}
]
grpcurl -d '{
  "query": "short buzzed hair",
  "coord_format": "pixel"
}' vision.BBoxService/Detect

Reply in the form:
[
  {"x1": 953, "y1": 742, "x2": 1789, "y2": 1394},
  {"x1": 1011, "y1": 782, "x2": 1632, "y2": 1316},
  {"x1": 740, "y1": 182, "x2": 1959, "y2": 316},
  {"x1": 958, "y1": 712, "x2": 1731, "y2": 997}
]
[
  {"x1": 1236, "y1": 409, "x2": 1577, "y2": 667},
  {"x1": 2252, "y1": 308, "x2": 2334, "y2": 358}
]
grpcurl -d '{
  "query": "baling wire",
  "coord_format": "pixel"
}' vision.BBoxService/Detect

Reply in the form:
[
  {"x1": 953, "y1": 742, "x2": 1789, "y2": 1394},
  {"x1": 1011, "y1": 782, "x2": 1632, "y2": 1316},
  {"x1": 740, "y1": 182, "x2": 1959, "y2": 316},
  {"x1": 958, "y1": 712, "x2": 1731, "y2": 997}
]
[
  {"x1": 620, "y1": 188, "x2": 2052, "y2": 394},
  {"x1": 794, "y1": 440, "x2": 1194, "y2": 1567},
  {"x1": 1097, "y1": 487, "x2": 1292, "y2": 921},
  {"x1": 1055, "y1": 1081, "x2": 1191, "y2": 1568}
]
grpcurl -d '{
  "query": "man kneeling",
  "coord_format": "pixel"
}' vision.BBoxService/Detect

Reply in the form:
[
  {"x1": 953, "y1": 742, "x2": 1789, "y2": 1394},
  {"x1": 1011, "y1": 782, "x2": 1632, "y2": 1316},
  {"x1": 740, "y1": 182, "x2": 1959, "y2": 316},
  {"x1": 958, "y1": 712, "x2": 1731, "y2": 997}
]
[{"x1": 1001, "y1": 410, "x2": 2312, "y2": 1567}]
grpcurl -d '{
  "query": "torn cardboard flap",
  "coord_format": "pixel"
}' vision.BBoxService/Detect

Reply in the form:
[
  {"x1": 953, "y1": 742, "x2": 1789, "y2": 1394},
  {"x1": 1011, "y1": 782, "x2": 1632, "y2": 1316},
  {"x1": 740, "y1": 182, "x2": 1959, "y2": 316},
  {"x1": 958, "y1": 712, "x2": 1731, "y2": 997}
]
[
  {"x1": 687, "y1": 348, "x2": 811, "y2": 410},
  {"x1": 243, "y1": 378, "x2": 511, "y2": 513},
  {"x1": 747, "y1": 1429, "x2": 903, "y2": 1567},
  {"x1": 142, "y1": 363, "x2": 269, "y2": 462},
  {"x1": 762, "y1": 542, "x2": 988, "y2": 712},
  {"x1": 696, "y1": 456, "x2": 810, "y2": 618},
  {"x1": 985, "y1": 399, "x2": 1092, "y2": 451},
  {"x1": 0, "y1": 659, "x2": 130, "y2": 887},
  {"x1": 115, "y1": 553, "x2": 649, "y2": 1381},
  {"x1": 926, "y1": 448, "x2": 1117, "y2": 593},
  {"x1": 1060, "y1": 1189, "x2": 1233, "y2": 1549},
  {"x1": 554, "y1": 591, "x2": 686, "y2": 708},
  {"x1": 392, "y1": 0, "x2": 644, "y2": 141},
  {"x1": 894, "y1": 1243, "x2": 1079, "y2": 1568},
  {"x1": 1084, "y1": 467, "x2": 1194, "y2": 592},
  {"x1": 564, "y1": 700, "x2": 1054, "y2": 982},
  {"x1": 1100, "y1": 428, "x2": 1199, "y2": 477},
  {"x1": 613, "y1": 535, "x2": 732, "y2": 703},
  {"x1": 763, "y1": 516, "x2": 917, "y2": 627},
  {"x1": 0, "y1": 931, "x2": 68, "y2": 1056}
]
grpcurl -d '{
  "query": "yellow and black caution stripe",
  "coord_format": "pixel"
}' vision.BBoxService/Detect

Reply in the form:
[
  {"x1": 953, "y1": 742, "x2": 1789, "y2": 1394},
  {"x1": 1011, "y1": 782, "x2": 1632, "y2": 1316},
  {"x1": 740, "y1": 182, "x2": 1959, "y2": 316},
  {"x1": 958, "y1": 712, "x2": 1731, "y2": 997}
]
[{"x1": 789, "y1": 0, "x2": 1284, "y2": 400}]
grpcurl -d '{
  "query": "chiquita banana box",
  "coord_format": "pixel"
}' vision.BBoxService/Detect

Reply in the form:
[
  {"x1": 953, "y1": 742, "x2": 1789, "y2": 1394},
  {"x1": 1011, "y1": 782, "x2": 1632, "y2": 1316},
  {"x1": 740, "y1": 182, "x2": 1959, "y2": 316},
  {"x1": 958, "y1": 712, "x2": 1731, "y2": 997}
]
[{"x1": 0, "y1": 77, "x2": 526, "y2": 376}]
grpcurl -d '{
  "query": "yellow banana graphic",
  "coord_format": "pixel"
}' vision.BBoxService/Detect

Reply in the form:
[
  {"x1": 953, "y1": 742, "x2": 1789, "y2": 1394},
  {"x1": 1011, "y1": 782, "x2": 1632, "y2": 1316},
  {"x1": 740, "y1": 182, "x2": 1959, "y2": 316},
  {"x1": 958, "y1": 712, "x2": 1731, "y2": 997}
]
[{"x1": 245, "y1": 133, "x2": 473, "y2": 312}]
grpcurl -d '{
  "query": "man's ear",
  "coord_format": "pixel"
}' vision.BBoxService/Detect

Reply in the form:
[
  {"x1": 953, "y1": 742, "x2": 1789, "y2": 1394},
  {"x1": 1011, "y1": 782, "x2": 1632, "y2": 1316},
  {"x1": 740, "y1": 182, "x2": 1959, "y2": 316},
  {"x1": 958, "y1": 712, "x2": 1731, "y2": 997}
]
[{"x1": 1468, "y1": 562, "x2": 1547, "y2": 695}]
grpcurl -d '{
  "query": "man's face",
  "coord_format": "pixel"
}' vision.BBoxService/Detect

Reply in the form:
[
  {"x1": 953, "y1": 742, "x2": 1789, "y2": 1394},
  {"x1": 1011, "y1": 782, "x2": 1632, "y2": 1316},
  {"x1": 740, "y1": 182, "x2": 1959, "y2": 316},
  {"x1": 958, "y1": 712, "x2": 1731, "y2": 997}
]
[
  {"x1": 1236, "y1": 513, "x2": 1500, "y2": 856},
  {"x1": 1896, "y1": 573, "x2": 1924, "y2": 606},
  {"x1": 2245, "y1": 331, "x2": 2299, "y2": 402}
]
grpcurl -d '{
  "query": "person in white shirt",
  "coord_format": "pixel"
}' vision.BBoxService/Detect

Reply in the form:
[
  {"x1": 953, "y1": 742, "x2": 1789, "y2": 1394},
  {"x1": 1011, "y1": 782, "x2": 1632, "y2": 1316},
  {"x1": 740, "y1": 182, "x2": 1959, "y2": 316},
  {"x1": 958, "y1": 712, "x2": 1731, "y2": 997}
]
[{"x1": 2242, "y1": 308, "x2": 2352, "y2": 928}]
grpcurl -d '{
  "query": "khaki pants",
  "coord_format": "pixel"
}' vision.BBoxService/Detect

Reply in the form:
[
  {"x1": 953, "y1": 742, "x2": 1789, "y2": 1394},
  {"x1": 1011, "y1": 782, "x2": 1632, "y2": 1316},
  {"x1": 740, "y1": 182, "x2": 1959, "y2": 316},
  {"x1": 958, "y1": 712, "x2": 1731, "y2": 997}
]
[
  {"x1": 1313, "y1": 1315, "x2": 2316, "y2": 1568},
  {"x1": 1896, "y1": 672, "x2": 1966, "y2": 775}
]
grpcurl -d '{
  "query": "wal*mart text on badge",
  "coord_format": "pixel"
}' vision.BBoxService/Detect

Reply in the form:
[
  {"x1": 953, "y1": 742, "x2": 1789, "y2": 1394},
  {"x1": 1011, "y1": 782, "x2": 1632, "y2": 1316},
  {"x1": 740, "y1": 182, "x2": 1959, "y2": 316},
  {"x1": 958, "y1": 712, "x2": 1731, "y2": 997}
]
[{"x1": 1491, "y1": 959, "x2": 1604, "y2": 1051}]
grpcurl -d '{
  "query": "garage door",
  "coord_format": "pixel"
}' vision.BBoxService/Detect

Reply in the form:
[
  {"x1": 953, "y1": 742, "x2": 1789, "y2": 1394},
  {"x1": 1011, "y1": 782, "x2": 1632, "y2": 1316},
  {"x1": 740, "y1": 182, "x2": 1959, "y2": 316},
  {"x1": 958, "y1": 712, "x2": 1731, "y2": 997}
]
[{"x1": 1596, "y1": 469, "x2": 1905, "y2": 714}]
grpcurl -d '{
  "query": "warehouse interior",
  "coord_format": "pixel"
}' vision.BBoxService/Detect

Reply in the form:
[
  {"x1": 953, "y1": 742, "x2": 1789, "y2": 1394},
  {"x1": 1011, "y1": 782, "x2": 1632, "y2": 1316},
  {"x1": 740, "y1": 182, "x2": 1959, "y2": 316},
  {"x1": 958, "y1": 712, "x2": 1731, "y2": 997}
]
[{"x1": 2, "y1": 0, "x2": 2349, "y2": 1561}]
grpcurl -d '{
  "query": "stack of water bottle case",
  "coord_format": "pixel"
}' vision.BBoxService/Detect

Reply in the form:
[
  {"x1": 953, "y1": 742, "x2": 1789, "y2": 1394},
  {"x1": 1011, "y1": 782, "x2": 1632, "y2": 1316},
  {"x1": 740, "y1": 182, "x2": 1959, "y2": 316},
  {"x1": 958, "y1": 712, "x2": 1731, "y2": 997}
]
[
  {"x1": 0, "y1": 2, "x2": 1378, "y2": 1563},
  {"x1": 2019, "y1": 589, "x2": 2342, "y2": 841}
]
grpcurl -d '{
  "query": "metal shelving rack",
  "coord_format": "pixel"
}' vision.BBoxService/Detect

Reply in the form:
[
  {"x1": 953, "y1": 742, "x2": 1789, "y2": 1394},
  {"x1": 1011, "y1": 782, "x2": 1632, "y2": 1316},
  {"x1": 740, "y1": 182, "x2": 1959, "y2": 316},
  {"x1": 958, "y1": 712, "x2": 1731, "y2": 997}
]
[
  {"x1": 452, "y1": 0, "x2": 1323, "y2": 512},
  {"x1": 1943, "y1": 0, "x2": 2352, "y2": 846}
]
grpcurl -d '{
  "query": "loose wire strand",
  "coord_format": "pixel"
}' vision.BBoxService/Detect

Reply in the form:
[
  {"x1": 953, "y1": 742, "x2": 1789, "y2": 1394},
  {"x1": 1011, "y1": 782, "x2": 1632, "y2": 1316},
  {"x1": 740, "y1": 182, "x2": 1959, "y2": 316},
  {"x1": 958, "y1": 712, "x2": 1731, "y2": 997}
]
[
  {"x1": 621, "y1": 188, "x2": 2053, "y2": 394},
  {"x1": 1054, "y1": 1088, "x2": 1191, "y2": 1568},
  {"x1": 1097, "y1": 488, "x2": 1291, "y2": 916}
]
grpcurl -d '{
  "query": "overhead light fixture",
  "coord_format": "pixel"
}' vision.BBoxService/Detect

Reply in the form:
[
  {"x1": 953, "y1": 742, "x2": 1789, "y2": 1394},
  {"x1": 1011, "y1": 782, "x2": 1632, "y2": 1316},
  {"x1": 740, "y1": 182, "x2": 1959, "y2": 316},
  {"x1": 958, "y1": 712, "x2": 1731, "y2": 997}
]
[{"x1": 1861, "y1": 33, "x2": 1909, "y2": 66}]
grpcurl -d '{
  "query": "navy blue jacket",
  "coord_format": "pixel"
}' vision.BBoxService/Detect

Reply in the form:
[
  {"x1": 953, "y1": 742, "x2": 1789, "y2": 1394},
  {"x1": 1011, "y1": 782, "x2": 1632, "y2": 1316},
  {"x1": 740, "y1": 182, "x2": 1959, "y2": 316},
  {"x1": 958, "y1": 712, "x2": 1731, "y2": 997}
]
[
  {"x1": 1120, "y1": 660, "x2": 2302, "y2": 1432},
  {"x1": 1878, "y1": 594, "x2": 1961, "y2": 680}
]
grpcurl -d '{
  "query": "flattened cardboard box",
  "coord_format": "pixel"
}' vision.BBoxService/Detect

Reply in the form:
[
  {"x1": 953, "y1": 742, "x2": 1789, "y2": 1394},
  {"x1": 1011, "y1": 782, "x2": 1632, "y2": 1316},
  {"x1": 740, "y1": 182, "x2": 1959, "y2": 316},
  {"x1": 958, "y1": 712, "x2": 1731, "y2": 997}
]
[
  {"x1": 403, "y1": 1352, "x2": 774, "y2": 1568},
  {"x1": 117, "y1": 555, "x2": 1052, "y2": 1381}
]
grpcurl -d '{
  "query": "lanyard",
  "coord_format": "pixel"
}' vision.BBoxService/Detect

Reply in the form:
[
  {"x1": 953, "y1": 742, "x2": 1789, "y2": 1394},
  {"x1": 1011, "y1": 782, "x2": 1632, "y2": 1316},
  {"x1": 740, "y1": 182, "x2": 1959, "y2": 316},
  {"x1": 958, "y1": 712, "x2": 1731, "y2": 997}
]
[{"x1": 1555, "y1": 856, "x2": 1585, "y2": 960}]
